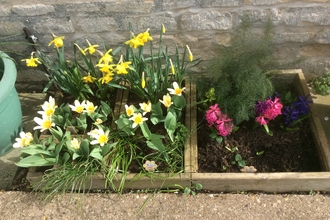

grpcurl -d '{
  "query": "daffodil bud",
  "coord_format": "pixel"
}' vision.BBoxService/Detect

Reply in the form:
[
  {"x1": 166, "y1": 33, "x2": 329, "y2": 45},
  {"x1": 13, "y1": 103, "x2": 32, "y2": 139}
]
[
  {"x1": 169, "y1": 59, "x2": 175, "y2": 74},
  {"x1": 141, "y1": 71, "x2": 146, "y2": 89},
  {"x1": 186, "y1": 45, "x2": 193, "y2": 62}
]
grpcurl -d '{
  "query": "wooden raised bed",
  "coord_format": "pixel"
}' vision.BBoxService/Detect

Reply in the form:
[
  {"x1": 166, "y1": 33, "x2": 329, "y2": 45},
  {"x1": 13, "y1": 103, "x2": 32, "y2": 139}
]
[
  {"x1": 26, "y1": 80, "x2": 196, "y2": 190},
  {"x1": 27, "y1": 70, "x2": 330, "y2": 192},
  {"x1": 190, "y1": 69, "x2": 330, "y2": 192}
]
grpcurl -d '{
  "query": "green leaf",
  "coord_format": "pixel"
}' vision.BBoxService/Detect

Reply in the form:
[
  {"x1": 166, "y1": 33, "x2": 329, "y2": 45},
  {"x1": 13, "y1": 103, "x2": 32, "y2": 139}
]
[
  {"x1": 100, "y1": 101, "x2": 112, "y2": 116},
  {"x1": 115, "y1": 116, "x2": 134, "y2": 135},
  {"x1": 238, "y1": 160, "x2": 246, "y2": 167},
  {"x1": 172, "y1": 95, "x2": 186, "y2": 110},
  {"x1": 15, "y1": 155, "x2": 56, "y2": 168},
  {"x1": 80, "y1": 139, "x2": 90, "y2": 158},
  {"x1": 50, "y1": 127, "x2": 64, "y2": 142},
  {"x1": 165, "y1": 111, "x2": 177, "y2": 142},
  {"x1": 140, "y1": 122, "x2": 152, "y2": 139},
  {"x1": 235, "y1": 154, "x2": 242, "y2": 161},
  {"x1": 20, "y1": 146, "x2": 55, "y2": 157},
  {"x1": 216, "y1": 136, "x2": 223, "y2": 144},
  {"x1": 184, "y1": 187, "x2": 191, "y2": 195},
  {"x1": 195, "y1": 183, "x2": 203, "y2": 190},
  {"x1": 209, "y1": 132, "x2": 217, "y2": 139},
  {"x1": 102, "y1": 142, "x2": 117, "y2": 156},
  {"x1": 150, "y1": 102, "x2": 164, "y2": 124},
  {"x1": 73, "y1": 152, "x2": 82, "y2": 160},
  {"x1": 62, "y1": 152, "x2": 71, "y2": 164},
  {"x1": 90, "y1": 147, "x2": 103, "y2": 161}
]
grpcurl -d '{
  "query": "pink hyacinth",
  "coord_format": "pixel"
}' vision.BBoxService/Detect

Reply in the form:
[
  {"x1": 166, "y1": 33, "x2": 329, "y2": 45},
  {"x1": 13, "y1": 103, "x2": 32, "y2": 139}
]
[
  {"x1": 205, "y1": 104, "x2": 221, "y2": 126},
  {"x1": 255, "y1": 96, "x2": 283, "y2": 126},
  {"x1": 205, "y1": 104, "x2": 233, "y2": 137}
]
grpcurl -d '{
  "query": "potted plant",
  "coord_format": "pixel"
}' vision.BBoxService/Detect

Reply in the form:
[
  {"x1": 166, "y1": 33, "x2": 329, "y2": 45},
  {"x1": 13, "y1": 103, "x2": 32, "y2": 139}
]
[
  {"x1": 0, "y1": 49, "x2": 23, "y2": 156},
  {"x1": 16, "y1": 24, "x2": 199, "y2": 197}
]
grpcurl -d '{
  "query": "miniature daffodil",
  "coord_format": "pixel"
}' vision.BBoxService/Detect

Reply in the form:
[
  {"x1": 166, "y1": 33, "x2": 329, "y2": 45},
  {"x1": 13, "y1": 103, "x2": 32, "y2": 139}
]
[
  {"x1": 13, "y1": 132, "x2": 33, "y2": 148},
  {"x1": 159, "y1": 93, "x2": 173, "y2": 108},
  {"x1": 167, "y1": 82, "x2": 185, "y2": 96},
  {"x1": 129, "y1": 113, "x2": 148, "y2": 128},
  {"x1": 69, "y1": 100, "x2": 86, "y2": 114}
]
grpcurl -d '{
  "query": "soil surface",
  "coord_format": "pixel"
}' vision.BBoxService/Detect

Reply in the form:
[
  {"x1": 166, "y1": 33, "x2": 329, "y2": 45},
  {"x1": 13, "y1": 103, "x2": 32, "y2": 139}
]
[{"x1": 197, "y1": 112, "x2": 321, "y2": 173}]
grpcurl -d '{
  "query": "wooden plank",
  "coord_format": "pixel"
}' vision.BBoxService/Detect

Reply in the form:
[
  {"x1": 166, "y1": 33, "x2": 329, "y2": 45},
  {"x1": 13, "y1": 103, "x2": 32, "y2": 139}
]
[
  {"x1": 184, "y1": 78, "x2": 192, "y2": 173},
  {"x1": 189, "y1": 81, "x2": 198, "y2": 173},
  {"x1": 26, "y1": 172, "x2": 191, "y2": 190},
  {"x1": 192, "y1": 172, "x2": 330, "y2": 192}
]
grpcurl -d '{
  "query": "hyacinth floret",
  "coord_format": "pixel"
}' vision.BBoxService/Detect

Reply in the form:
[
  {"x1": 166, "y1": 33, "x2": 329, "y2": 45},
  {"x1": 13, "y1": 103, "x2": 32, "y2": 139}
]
[
  {"x1": 282, "y1": 94, "x2": 312, "y2": 126},
  {"x1": 205, "y1": 104, "x2": 233, "y2": 137}
]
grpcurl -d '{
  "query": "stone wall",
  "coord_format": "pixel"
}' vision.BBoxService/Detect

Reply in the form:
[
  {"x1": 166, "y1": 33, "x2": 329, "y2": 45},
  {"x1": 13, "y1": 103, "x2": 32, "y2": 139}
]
[{"x1": 1, "y1": 0, "x2": 330, "y2": 89}]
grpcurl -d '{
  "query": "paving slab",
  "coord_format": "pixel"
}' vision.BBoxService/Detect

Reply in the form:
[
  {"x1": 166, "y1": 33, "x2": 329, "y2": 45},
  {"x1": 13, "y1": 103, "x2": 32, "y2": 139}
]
[
  {"x1": 0, "y1": 191, "x2": 330, "y2": 219},
  {"x1": 0, "y1": 93, "x2": 45, "y2": 190}
]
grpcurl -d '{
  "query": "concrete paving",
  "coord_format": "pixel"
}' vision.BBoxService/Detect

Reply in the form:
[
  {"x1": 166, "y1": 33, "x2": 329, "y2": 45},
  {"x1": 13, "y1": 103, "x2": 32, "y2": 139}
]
[
  {"x1": 1, "y1": 92, "x2": 330, "y2": 219},
  {"x1": 0, "y1": 93, "x2": 45, "y2": 191}
]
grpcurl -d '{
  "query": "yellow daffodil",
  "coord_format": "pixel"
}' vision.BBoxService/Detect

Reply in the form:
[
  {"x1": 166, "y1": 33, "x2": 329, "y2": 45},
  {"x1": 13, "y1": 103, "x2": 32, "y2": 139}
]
[
  {"x1": 90, "y1": 128, "x2": 109, "y2": 146},
  {"x1": 69, "y1": 100, "x2": 86, "y2": 114},
  {"x1": 96, "y1": 62, "x2": 115, "y2": 75},
  {"x1": 167, "y1": 82, "x2": 185, "y2": 96},
  {"x1": 13, "y1": 132, "x2": 33, "y2": 148},
  {"x1": 116, "y1": 61, "x2": 132, "y2": 74},
  {"x1": 98, "y1": 49, "x2": 113, "y2": 64},
  {"x1": 98, "y1": 72, "x2": 114, "y2": 84},
  {"x1": 70, "y1": 138, "x2": 81, "y2": 150},
  {"x1": 38, "y1": 96, "x2": 57, "y2": 117},
  {"x1": 48, "y1": 33, "x2": 65, "y2": 48},
  {"x1": 159, "y1": 93, "x2": 173, "y2": 108},
  {"x1": 125, "y1": 104, "x2": 135, "y2": 117},
  {"x1": 129, "y1": 113, "x2": 148, "y2": 128},
  {"x1": 21, "y1": 52, "x2": 41, "y2": 67},
  {"x1": 84, "y1": 39, "x2": 99, "y2": 55},
  {"x1": 169, "y1": 59, "x2": 175, "y2": 74},
  {"x1": 84, "y1": 101, "x2": 97, "y2": 114},
  {"x1": 82, "y1": 73, "x2": 96, "y2": 83},
  {"x1": 74, "y1": 43, "x2": 86, "y2": 56},
  {"x1": 137, "y1": 29, "x2": 153, "y2": 44},
  {"x1": 33, "y1": 116, "x2": 55, "y2": 132},
  {"x1": 125, "y1": 36, "x2": 143, "y2": 49},
  {"x1": 141, "y1": 71, "x2": 146, "y2": 88},
  {"x1": 139, "y1": 101, "x2": 152, "y2": 115},
  {"x1": 186, "y1": 45, "x2": 193, "y2": 62}
]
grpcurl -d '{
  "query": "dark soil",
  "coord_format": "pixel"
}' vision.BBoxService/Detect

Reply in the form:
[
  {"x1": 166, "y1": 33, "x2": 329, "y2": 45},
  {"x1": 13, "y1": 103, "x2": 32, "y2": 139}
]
[{"x1": 197, "y1": 112, "x2": 321, "y2": 173}]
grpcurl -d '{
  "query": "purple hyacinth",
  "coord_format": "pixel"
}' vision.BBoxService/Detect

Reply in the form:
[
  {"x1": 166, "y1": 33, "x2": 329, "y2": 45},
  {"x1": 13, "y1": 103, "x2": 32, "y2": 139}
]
[{"x1": 282, "y1": 94, "x2": 313, "y2": 126}]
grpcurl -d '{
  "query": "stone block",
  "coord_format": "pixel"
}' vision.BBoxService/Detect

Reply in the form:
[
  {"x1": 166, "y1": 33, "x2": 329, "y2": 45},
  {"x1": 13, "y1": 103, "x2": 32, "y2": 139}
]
[
  {"x1": 0, "y1": 6, "x2": 11, "y2": 16},
  {"x1": 33, "y1": 18, "x2": 75, "y2": 34},
  {"x1": 12, "y1": 4, "x2": 54, "y2": 16},
  {"x1": 316, "y1": 29, "x2": 330, "y2": 44},
  {"x1": 238, "y1": 9, "x2": 281, "y2": 26},
  {"x1": 0, "y1": 21, "x2": 25, "y2": 36},
  {"x1": 284, "y1": 7, "x2": 330, "y2": 26},
  {"x1": 181, "y1": 11, "x2": 232, "y2": 30},
  {"x1": 274, "y1": 32, "x2": 315, "y2": 44},
  {"x1": 201, "y1": 0, "x2": 243, "y2": 7},
  {"x1": 300, "y1": 44, "x2": 330, "y2": 57},
  {"x1": 66, "y1": 3, "x2": 100, "y2": 12},
  {"x1": 250, "y1": 0, "x2": 282, "y2": 5},
  {"x1": 105, "y1": 0, "x2": 155, "y2": 13},
  {"x1": 161, "y1": 0, "x2": 199, "y2": 9},
  {"x1": 125, "y1": 15, "x2": 177, "y2": 32},
  {"x1": 77, "y1": 17, "x2": 119, "y2": 33}
]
